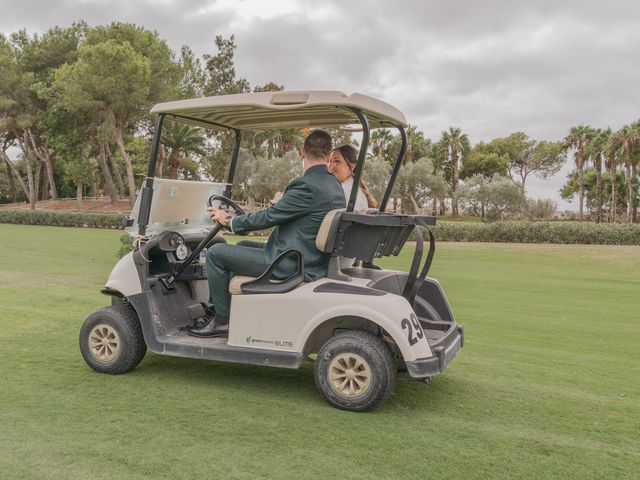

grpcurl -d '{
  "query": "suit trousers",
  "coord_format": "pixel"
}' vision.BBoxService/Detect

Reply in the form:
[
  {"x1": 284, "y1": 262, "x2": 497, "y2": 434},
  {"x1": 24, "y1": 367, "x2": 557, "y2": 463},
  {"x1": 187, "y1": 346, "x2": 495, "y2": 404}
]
[{"x1": 206, "y1": 239, "x2": 269, "y2": 316}]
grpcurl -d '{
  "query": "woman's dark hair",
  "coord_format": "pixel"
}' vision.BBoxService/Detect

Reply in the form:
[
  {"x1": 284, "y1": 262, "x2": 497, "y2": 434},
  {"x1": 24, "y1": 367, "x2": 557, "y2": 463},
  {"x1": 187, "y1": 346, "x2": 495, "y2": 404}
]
[
  {"x1": 336, "y1": 144, "x2": 358, "y2": 167},
  {"x1": 335, "y1": 144, "x2": 378, "y2": 208}
]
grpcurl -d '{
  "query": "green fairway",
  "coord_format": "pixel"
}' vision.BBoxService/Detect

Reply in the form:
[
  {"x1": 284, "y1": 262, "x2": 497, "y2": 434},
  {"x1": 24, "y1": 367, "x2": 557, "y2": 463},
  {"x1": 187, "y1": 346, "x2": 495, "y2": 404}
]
[{"x1": 0, "y1": 224, "x2": 638, "y2": 479}]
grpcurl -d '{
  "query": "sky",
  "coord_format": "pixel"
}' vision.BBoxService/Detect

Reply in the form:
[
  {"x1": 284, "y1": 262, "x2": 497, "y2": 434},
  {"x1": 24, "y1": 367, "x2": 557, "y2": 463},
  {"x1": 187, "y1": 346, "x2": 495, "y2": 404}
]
[{"x1": 2, "y1": 0, "x2": 639, "y2": 209}]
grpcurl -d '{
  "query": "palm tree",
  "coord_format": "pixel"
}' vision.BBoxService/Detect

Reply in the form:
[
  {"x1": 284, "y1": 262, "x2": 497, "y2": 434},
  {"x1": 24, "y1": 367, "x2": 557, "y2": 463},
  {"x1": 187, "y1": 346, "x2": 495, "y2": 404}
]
[
  {"x1": 438, "y1": 127, "x2": 470, "y2": 217},
  {"x1": 369, "y1": 128, "x2": 393, "y2": 158},
  {"x1": 564, "y1": 125, "x2": 595, "y2": 221},
  {"x1": 383, "y1": 126, "x2": 431, "y2": 167},
  {"x1": 604, "y1": 132, "x2": 622, "y2": 222},
  {"x1": 276, "y1": 129, "x2": 306, "y2": 157},
  {"x1": 406, "y1": 126, "x2": 431, "y2": 163},
  {"x1": 586, "y1": 128, "x2": 608, "y2": 223},
  {"x1": 253, "y1": 128, "x2": 305, "y2": 159},
  {"x1": 162, "y1": 122, "x2": 207, "y2": 179},
  {"x1": 632, "y1": 120, "x2": 640, "y2": 222},
  {"x1": 615, "y1": 122, "x2": 640, "y2": 223}
]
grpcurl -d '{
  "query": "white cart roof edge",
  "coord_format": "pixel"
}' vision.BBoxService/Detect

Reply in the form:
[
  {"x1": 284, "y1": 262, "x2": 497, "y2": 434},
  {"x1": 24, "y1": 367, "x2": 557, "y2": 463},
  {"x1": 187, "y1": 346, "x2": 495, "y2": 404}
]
[{"x1": 150, "y1": 90, "x2": 408, "y2": 131}]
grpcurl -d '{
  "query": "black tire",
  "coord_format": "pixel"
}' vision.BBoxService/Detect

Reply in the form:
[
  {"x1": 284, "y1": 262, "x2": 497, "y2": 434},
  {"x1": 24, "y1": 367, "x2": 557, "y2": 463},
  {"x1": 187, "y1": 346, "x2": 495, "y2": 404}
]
[
  {"x1": 314, "y1": 330, "x2": 396, "y2": 412},
  {"x1": 79, "y1": 304, "x2": 146, "y2": 375}
]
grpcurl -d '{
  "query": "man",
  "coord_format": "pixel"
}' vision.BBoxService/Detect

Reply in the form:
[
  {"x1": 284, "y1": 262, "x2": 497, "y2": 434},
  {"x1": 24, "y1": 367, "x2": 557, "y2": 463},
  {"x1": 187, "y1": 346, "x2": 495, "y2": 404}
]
[{"x1": 189, "y1": 130, "x2": 346, "y2": 337}]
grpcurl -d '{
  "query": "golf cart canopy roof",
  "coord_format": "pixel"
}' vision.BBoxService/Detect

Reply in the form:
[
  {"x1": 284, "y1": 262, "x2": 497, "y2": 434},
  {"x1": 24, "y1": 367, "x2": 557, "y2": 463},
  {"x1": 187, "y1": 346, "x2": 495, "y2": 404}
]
[{"x1": 150, "y1": 91, "x2": 408, "y2": 130}]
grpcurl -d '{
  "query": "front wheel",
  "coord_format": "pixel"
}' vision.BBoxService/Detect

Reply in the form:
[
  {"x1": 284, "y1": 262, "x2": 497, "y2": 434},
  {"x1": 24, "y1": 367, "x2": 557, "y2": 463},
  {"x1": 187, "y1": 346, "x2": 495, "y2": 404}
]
[
  {"x1": 314, "y1": 330, "x2": 396, "y2": 412},
  {"x1": 79, "y1": 304, "x2": 146, "y2": 374}
]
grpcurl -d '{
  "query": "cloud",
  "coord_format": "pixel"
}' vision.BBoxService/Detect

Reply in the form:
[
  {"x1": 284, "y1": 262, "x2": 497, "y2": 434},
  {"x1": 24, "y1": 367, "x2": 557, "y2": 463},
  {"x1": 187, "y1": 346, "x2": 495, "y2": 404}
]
[{"x1": 1, "y1": 0, "x2": 639, "y2": 208}]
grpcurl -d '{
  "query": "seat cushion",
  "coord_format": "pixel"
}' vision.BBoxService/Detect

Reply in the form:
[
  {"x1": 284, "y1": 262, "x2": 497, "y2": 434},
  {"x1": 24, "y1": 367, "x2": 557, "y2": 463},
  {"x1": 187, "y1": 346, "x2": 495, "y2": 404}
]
[
  {"x1": 229, "y1": 275, "x2": 257, "y2": 295},
  {"x1": 229, "y1": 275, "x2": 308, "y2": 295}
]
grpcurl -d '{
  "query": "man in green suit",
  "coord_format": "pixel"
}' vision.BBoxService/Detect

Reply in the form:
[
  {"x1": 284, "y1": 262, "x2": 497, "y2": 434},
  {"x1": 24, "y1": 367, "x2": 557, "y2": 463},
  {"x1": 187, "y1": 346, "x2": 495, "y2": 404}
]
[{"x1": 189, "y1": 130, "x2": 346, "y2": 337}]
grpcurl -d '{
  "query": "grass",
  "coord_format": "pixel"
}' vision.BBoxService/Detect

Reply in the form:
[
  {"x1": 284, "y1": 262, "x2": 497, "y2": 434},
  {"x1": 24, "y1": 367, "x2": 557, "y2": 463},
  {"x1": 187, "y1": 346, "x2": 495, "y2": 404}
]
[{"x1": 0, "y1": 224, "x2": 638, "y2": 479}]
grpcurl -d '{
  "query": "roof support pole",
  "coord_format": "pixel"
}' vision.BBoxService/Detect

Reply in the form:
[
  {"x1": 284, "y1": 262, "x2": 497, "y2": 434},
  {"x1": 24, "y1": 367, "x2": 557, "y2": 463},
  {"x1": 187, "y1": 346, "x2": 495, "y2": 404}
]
[
  {"x1": 138, "y1": 113, "x2": 165, "y2": 235},
  {"x1": 346, "y1": 108, "x2": 370, "y2": 212},
  {"x1": 378, "y1": 125, "x2": 407, "y2": 213},
  {"x1": 224, "y1": 129, "x2": 242, "y2": 198}
]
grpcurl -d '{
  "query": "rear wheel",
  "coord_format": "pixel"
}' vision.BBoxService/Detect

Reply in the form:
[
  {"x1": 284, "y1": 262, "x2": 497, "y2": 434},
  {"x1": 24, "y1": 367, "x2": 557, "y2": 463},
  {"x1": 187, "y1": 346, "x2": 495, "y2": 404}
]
[
  {"x1": 314, "y1": 330, "x2": 396, "y2": 412},
  {"x1": 79, "y1": 305, "x2": 146, "y2": 374}
]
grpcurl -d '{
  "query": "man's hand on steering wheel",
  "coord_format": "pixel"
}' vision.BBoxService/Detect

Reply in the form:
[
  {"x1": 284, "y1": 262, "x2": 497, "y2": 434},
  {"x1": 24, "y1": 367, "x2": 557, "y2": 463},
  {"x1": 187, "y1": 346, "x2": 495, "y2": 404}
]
[
  {"x1": 206, "y1": 195, "x2": 246, "y2": 230},
  {"x1": 208, "y1": 207, "x2": 232, "y2": 227}
]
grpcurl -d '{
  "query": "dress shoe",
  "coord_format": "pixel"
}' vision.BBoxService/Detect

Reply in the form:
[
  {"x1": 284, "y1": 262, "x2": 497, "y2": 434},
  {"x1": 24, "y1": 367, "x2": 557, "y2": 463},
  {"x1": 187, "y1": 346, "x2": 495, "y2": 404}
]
[
  {"x1": 201, "y1": 302, "x2": 216, "y2": 317},
  {"x1": 188, "y1": 314, "x2": 229, "y2": 338}
]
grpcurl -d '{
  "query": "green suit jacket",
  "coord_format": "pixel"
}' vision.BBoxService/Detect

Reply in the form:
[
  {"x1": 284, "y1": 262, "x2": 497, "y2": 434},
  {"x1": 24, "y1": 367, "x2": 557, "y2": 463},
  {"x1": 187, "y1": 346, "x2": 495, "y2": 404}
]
[{"x1": 231, "y1": 164, "x2": 346, "y2": 281}]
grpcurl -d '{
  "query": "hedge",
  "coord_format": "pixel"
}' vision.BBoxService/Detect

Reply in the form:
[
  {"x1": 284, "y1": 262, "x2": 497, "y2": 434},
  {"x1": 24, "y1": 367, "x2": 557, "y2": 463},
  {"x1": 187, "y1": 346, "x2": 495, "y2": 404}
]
[
  {"x1": 2, "y1": 209, "x2": 640, "y2": 245},
  {"x1": 421, "y1": 221, "x2": 640, "y2": 245},
  {"x1": 0, "y1": 209, "x2": 127, "y2": 229}
]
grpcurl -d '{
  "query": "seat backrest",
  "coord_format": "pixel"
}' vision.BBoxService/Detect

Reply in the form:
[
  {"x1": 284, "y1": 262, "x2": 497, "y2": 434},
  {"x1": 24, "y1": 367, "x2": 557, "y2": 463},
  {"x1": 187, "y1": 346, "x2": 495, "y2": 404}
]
[
  {"x1": 316, "y1": 209, "x2": 345, "y2": 253},
  {"x1": 317, "y1": 210, "x2": 436, "y2": 262}
]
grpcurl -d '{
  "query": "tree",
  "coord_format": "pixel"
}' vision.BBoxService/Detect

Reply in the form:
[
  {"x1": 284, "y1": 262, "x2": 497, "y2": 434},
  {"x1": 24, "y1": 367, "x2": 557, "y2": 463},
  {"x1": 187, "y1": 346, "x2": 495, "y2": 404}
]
[
  {"x1": 248, "y1": 150, "x2": 302, "y2": 202},
  {"x1": 459, "y1": 174, "x2": 524, "y2": 221},
  {"x1": 63, "y1": 153, "x2": 91, "y2": 209},
  {"x1": 585, "y1": 128, "x2": 609, "y2": 222},
  {"x1": 161, "y1": 122, "x2": 207, "y2": 179},
  {"x1": 561, "y1": 167, "x2": 630, "y2": 218},
  {"x1": 1, "y1": 132, "x2": 29, "y2": 203},
  {"x1": 438, "y1": 127, "x2": 470, "y2": 217},
  {"x1": 502, "y1": 133, "x2": 565, "y2": 198},
  {"x1": 369, "y1": 129, "x2": 393, "y2": 158},
  {"x1": 8, "y1": 23, "x2": 87, "y2": 204},
  {"x1": 458, "y1": 174, "x2": 490, "y2": 217},
  {"x1": 483, "y1": 175, "x2": 525, "y2": 221},
  {"x1": 614, "y1": 122, "x2": 640, "y2": 223},
  {"x1": 601, "y1": 130, "x2": 624, "y2": 222},
  {"x1": 197, "y1": 35, "x2": 253, "y2": 182},
  {"x1": 564, "y1": 125, "x2": 596, "y2": 220},
  {"x1": 85, "y1": 23, "x2": 180, "y2": 107},
  {"x1": 54, "y1": 24, "x2": 181, "y2": 205},
  {"x1": 177, "y1": 45, "x2": 205, "y2": 98},
  {"x1": 393, "y1": 157, "x2": 448, "y2": 214},
  {"x1": 461, "y1": 140, "x2": 510, "y2": 180},
  {"x1": 203, "y1": 35, "x2": 250, "y2": 96},
  {"x1": 362, "y1": 155, "x2": 392, "y2": 203},
  {"x1": 1, "y1": 27, "x2": 84, "y2": 208},
  {"x1": 387, "y1": 125, "x2": 431, "y2": 165},
  {"x1": 0, "y1": 35, "x2": 27, "y2": 204},
  {"x1": 54, "y1": 39, "x2": 151, "y2": 205}
]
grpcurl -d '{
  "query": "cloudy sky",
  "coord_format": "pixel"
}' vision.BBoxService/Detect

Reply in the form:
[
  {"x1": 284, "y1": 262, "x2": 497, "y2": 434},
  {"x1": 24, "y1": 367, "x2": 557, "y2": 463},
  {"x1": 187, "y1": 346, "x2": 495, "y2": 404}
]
[{"x1": 2, "y1": 0, "x2": 639, "y2": 209}]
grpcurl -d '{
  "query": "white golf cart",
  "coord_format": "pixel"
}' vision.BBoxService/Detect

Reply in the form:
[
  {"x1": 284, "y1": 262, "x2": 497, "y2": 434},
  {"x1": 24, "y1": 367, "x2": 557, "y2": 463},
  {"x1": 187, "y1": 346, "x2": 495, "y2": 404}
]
[{"x1": 79, "y1": 91, "x2": 464, "y2": 412}]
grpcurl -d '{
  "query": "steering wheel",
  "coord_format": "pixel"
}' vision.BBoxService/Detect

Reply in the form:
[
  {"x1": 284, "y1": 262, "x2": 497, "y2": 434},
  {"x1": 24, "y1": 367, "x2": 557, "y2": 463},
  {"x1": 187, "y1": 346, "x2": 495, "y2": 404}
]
[
  {"x1": 207, "y1": 194, "x2": 246, "y2": 230},
  {"x1": 162, "y1": 194, "x2": 246, "y2": 290}
]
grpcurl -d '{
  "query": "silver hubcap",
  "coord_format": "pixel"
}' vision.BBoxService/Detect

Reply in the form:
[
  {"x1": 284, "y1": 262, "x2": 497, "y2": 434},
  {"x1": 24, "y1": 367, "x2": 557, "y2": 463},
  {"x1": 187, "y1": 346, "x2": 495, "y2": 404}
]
[
  {"x1": 89, "y1": 324, "x2": 120, "y2": 362},
  {"x1": 329, "y1": 353, "x2": 371, "y2": 397}
]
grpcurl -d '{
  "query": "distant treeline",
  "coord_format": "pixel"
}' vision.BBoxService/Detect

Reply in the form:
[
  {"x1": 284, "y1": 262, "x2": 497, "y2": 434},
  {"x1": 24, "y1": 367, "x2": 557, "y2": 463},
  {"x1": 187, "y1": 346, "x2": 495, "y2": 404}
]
[{"x1": 1, "y1": 22, "x2": 638, "y2": 223}]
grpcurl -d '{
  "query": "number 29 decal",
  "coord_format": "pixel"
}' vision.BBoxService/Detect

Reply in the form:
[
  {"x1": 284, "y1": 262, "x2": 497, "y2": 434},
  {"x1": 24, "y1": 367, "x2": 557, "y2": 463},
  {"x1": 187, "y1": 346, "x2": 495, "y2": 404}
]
[{"x1": 400, "y1": 313, "x2": 425, "y2": 346}]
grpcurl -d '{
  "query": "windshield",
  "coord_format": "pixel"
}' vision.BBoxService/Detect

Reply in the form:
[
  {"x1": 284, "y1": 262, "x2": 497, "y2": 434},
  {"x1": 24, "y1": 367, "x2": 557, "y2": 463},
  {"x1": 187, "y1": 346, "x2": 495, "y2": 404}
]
[{"x1": 126, "y1": 178, "x2": 226, "y2": 237}]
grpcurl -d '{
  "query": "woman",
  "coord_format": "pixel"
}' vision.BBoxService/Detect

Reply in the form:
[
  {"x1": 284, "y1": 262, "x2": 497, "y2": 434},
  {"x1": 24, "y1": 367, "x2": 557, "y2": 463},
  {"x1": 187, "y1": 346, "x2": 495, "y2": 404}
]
[{"x1": 328, "y1": 145, "x2": 378, "y2": 211}]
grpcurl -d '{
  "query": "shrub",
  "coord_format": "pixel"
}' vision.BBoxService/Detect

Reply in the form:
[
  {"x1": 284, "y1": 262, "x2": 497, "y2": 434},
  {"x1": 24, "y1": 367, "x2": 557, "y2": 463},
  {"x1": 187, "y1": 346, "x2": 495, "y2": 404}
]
[
  {"x1": 414, "y1": 221, "x2": 640, "y2": 245},
  {"x1": 0, "y1": 209, "x2": 127, "y2": 229},
  {"x1": 525, "y1": 199, "x2": 558, "y2": 221},
  {"x1": 116, "y1": 234, "x2": 134, "y2": 258}
]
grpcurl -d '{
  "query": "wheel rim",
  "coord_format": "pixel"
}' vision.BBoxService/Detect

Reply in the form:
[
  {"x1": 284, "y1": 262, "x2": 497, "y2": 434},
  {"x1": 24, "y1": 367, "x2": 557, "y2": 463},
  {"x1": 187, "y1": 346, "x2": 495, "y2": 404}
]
[
  {"x1": 88, "y1": 324, "x2": 120, "y2": 362},
  {"x1": 328, "y1": 353, "x2": 371, "y2": 397}
]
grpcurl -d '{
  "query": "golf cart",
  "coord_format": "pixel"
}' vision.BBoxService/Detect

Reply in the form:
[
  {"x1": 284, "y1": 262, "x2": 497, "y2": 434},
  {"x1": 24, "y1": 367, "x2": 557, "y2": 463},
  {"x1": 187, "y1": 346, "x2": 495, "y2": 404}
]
[{"x1": 79, "y1": 91, "x2": 464, "y2": 412}]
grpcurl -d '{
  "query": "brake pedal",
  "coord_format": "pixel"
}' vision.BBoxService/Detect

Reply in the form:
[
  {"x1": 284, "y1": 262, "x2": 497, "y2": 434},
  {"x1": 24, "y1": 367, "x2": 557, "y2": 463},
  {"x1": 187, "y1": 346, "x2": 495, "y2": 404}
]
[{"x1": 187, "y1": 303, "x2": 206, "y2": 320}]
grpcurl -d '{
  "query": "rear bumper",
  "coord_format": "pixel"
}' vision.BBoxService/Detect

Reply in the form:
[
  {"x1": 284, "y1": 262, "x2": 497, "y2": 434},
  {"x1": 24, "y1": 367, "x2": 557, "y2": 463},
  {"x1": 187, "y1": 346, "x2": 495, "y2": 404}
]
[{"x1": 405, "y1": 325, "x2": 464, "y2": 378}]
